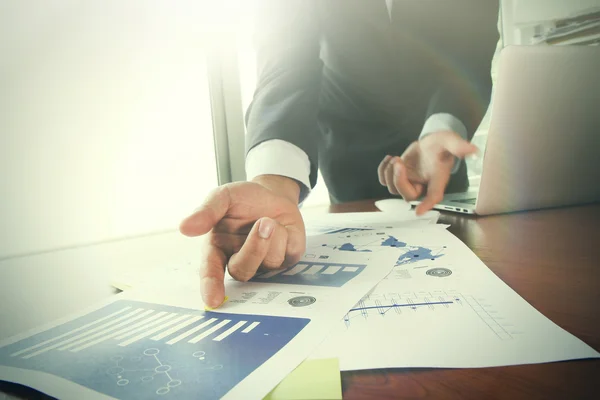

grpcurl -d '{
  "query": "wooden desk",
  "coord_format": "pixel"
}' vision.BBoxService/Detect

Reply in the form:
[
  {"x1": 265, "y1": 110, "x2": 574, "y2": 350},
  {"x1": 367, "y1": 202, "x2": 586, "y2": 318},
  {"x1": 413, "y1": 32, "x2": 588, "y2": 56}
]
[
  {"x1": 331, "y1": 201, "x2": 600, "y2": 400},
  {"x1": 1, "y1": 203, "x2": 599, "y2": 399}
]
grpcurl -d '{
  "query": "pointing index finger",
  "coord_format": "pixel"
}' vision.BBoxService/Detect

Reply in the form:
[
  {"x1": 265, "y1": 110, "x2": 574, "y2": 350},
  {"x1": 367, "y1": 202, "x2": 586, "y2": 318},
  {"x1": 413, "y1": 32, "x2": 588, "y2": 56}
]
[
  {"x1": 415, "y1": 168, "x2": 450, "y2": 216},
  {"x1": 199, "y1": 243, "x2": 228, "y2": 308}
]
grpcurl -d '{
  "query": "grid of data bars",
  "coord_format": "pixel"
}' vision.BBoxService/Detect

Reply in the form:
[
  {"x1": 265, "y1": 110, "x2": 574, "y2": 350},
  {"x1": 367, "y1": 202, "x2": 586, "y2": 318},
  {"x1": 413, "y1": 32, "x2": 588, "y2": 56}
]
[
  {"x1": 251, "y1": 261, "x2": 366, "y2": 287},
  {"x1": 255, "y1": 263, "x2": 360, "y2": 279},
  {"x1": 10, "y1": 306, "x2": 262, "y2": 359}
]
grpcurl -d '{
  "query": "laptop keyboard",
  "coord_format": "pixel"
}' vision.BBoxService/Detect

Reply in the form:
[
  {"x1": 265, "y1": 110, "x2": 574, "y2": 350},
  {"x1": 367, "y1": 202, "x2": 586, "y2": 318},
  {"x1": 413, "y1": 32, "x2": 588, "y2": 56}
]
[{"x1": 452, "y1": 198, "x2": 477, "y2": 205}]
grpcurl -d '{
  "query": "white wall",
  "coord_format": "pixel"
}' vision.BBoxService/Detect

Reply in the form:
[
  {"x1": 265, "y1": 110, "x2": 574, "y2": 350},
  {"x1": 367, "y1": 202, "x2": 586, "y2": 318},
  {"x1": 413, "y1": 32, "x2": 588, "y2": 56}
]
[{"x1": 0, "y1": 1, "x2": 219, "y2": 259}]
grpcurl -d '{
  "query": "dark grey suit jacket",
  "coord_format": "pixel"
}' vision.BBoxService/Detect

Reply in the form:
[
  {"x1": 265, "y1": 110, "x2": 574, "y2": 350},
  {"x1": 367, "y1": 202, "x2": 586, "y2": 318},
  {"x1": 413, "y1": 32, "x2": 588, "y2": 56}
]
[{"x1": 245, "y1": 0, "x2": 499, "y2": 203}]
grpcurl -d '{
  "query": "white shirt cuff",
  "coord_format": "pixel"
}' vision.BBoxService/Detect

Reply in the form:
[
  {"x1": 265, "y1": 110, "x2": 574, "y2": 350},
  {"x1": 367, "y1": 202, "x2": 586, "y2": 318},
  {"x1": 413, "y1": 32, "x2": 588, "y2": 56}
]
[
  {"x1": 419, "y1": 113, "x2": 468, "y2": 174},
  {"x1": 246, "y1": 139, "x2": 312, "y2": 203}
]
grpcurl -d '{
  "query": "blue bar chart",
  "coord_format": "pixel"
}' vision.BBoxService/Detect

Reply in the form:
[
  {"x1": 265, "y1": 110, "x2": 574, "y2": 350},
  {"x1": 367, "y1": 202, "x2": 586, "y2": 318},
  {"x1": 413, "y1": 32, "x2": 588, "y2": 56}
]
[
  {"x1": 0, "y1": 300, "x2": 310, "y2": 399},
  {"x1": 251, "y1": 261, "x2": 366, "y2": 287}
]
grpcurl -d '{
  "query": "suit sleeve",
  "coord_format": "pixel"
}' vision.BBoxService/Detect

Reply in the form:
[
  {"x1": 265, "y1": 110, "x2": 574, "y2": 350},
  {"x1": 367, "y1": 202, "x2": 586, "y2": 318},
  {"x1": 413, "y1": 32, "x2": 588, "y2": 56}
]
[
  {"x1": 424, "y1": 1, "x2": 500, "y2": 140},
  {"x1": 245, "y1": 0, "x2": 323, "y2": 189}
]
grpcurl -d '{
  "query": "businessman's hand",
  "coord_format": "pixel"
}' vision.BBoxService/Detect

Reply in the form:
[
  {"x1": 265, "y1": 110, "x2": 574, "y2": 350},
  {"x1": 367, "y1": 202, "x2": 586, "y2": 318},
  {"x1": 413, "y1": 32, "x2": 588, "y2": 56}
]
[
  {"x1": 179, "y1": 175, "x2": 306, "y2": 308},
  {"x1": 378, "y1": 130, "x2": 477, "y2": 215}
]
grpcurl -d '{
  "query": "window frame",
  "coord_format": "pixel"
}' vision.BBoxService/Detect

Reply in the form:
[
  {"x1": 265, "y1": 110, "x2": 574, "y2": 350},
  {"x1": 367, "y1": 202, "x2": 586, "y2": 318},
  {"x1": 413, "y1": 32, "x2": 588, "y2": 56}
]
[{"x1": 206, "y1": 36, "x2": 247, "y2": 185}]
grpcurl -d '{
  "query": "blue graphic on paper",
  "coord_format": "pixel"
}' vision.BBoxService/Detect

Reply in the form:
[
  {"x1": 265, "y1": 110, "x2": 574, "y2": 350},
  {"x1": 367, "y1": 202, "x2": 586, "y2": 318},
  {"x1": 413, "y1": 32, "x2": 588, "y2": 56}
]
[
  {"x1": 320, "y1": 233, "x2": 446, "y2": 265},
  {"x1": 325, "y1": 228, "x2": 374, "y2": 235},
  {"x1": 338, "y1": 243, "x2": 371, "y2": 252},
  {"x1": 381, "y1": 236, "x2": 407, "y2": 248},
  {"x1": 396, "y1": 246, "x2": 445, "y2": 265},
  {"x1": 306, "y1": 226, "x2": 374, "y2": 236},
  {"x1": 330, "y1": 235, "x2": 402, "y2": 253},
  {"x1": 325, "y1": 235, "x2": 409, "y2": 253},
  {"x1": 251, "y1": 261, "x2": 366, "y2": 287},
  {"x1": 0, "y1": 300, "x2": 310, "y2": 400}
]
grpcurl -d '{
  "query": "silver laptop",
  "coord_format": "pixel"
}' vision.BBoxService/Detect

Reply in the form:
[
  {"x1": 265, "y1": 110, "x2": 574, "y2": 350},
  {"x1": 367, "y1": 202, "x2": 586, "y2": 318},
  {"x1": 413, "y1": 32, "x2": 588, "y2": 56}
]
[{"x1": 414, "y1": 45, "x2": 600, "y2": 216}]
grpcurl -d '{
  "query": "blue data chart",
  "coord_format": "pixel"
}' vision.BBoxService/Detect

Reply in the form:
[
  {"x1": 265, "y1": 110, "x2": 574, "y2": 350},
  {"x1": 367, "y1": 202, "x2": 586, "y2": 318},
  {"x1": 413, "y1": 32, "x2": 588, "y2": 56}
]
[
  {"x1": 319, "y1": 234, "x2": 445, "y2": 265},
  {"x1": 324, "y1": 228, "x2": 374, "y2": 235},
  {"x1": 337, "y1": 243, "x2": 371, "y2": 252},
  {"x1": 251, "y1": 261, "x2": 366, "y2": 287},
  {"x1": 305, "y1": 226, "x2": 374, "y2": 236},
  {"x1": 0, "y1": 300, "x2": 310, "y2": 400},
  {"x1": 396, "y1": 245, "x2": 446, "y2": 265},
  {"x1": 320, "y1": 234, "x2": 400, "y2": 253}
]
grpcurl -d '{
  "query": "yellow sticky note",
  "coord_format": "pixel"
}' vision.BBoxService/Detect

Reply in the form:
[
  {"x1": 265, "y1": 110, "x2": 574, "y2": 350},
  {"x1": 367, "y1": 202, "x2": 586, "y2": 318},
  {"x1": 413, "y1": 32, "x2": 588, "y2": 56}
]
[{"x1": 263, "y1": 358, "x2": 342, "y2": 400}]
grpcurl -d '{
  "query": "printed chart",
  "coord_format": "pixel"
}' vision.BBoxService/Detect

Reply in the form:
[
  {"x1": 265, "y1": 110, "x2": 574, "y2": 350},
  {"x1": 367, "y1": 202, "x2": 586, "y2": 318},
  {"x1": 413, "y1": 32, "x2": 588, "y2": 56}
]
[
  {"x1": 309, "y1": 225, "x2": 600, "y2": 371},
  {"x1": 250, "y1": 261, "x2": 366, "y2": 287},
  {"x1": 305, "y1": 226, "x2": 376, "y2": 236},
  {"x1": 0, "y1": 300, "x2": 310, "y2": 399},
  {"x1": 324, "y1": 228, "x2": 376, "y2": 235},
  {"x1": 313, "y1": 231, "x2": 446, "y2": 265},
  {"x1": 395, "y1": 244, "x2": 446, "y2": 265},
  {"x1": 343, "y1": 291, "x2": 513, "y2": 341}
]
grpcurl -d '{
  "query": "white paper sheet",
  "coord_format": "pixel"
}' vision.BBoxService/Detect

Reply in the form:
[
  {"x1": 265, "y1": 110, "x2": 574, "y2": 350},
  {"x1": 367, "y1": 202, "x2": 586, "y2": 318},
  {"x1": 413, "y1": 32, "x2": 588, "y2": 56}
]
[
  {"x1": 108, "y1": 213, "x2": 434, "y2": 291},
  {"x1": 302, "y1": 210, "x2": 439, "y2": 237},
  {"x1": 0, "y1": 235, "x2": 399, "y2": 400},
  {"x1": 308, "y1": 226, "x2": 600, "y2": 370}
]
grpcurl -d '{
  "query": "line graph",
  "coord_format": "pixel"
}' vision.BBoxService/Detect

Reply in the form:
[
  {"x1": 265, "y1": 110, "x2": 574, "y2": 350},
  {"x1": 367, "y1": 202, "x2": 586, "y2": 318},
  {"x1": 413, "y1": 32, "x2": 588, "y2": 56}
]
[
  {"x1": 348, "y1": 301, "x2": 454, "y2": 314},
  {"x1": 343, "y1": 291, "x2": 514, "y2": 340},
  {"x1": 344, "y1": 292, "x2": 457, "y2": 325}
]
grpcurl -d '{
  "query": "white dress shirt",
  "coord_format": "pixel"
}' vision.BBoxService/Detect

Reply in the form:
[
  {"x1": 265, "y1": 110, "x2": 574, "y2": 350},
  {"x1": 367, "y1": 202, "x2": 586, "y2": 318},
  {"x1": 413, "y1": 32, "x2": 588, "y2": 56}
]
[{"x1": 246, "y1": 1, "x2": 469, "y2": 202}]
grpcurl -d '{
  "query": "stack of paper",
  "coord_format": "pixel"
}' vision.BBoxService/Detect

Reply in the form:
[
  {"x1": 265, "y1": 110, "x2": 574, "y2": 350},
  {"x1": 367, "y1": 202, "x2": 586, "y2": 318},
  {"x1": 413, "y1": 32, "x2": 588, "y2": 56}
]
[
  {"x1": 304, "y1": 220, "x2": 599, "y2": 370},
  {"x1": 1, "y1": 205, "x2": 598, "y2": 399},
  {"x1": 0, "y1": 231, "x2": 402, "y2": 399}
]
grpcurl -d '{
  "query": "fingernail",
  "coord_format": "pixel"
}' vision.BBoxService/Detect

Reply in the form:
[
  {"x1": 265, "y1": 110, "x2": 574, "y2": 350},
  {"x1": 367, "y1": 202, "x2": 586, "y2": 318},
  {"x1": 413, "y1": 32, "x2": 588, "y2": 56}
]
[
  {"x1": 205, "y1": 296, "x2": 228, "y2": 311},
  {"x1": 258, "y1": 218, "x2": 275, "y2": 239}
]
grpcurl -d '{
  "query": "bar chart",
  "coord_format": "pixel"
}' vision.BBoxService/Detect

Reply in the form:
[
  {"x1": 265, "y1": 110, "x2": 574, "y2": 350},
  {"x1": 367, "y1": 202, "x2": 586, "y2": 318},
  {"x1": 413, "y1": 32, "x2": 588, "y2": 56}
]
[
  {"x1": 0, "y1": 300, "x2": 310, "y2": 399},
  {"x1": 251, "y1": 261, "x2": 366, "y2": 287}
]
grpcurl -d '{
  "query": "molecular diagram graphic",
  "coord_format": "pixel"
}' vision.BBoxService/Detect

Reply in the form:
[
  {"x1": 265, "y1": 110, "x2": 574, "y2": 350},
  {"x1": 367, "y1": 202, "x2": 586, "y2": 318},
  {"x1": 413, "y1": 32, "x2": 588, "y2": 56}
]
[
  {"x1": 106, "y1": 348, "x2": 182, "y2": 395},
  {"x1": 192, "y1": 350, "x2": 223, "y2": 371}
]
